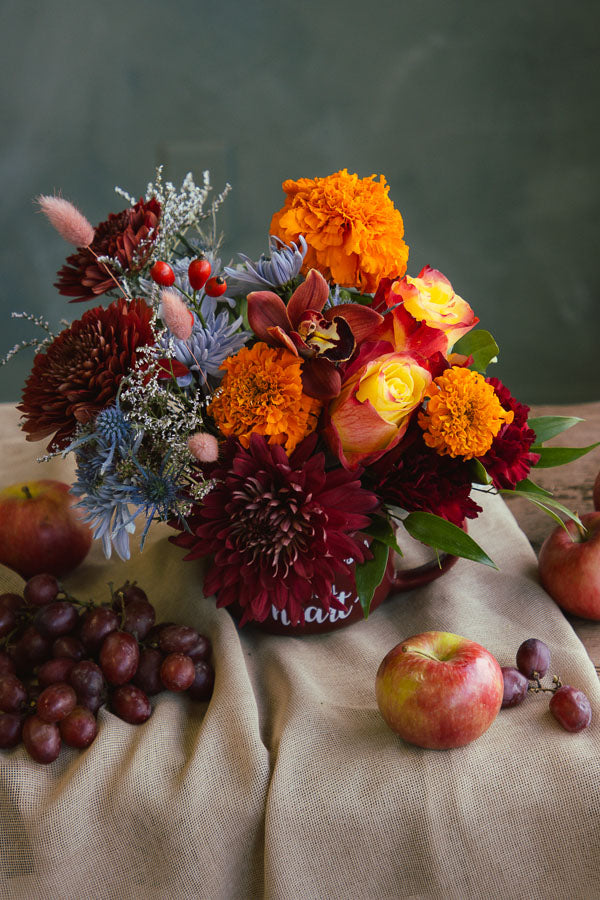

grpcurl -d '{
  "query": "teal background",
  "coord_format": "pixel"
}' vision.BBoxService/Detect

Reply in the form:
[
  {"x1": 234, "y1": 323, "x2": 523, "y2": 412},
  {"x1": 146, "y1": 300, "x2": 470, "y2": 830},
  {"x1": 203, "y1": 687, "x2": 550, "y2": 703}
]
[{"x1": 1, "y1": 0, "x2": 598, "y2": 404}]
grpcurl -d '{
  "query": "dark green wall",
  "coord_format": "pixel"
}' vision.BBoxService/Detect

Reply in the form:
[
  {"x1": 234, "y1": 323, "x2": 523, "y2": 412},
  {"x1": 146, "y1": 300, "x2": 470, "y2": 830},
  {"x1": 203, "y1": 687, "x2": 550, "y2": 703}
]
[{"x1": 1, "y1": 0, "x2": 599, "y2": 404}]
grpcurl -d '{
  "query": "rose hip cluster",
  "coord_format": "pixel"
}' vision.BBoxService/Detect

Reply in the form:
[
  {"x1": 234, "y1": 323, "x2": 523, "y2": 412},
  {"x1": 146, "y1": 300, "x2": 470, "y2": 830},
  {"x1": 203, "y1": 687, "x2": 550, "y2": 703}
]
[
  {"x1": 0, "y1": 574, "x2": 214, "y2": 764},
  {"x1": 501, "y1": 638, "x2": 592, "y2": 733}
]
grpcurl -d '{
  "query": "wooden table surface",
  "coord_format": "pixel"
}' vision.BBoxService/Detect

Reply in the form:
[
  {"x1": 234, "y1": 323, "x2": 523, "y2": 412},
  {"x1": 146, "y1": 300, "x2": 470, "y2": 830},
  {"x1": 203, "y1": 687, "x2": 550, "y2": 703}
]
[{"x1": 504, "y1": 401, "x2": 600, "y2": 676}]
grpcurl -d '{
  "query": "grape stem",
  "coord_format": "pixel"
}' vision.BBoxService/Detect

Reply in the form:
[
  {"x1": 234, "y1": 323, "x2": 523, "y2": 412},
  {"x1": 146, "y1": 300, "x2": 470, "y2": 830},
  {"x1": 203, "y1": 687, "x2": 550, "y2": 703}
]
[{"x1": 528, "y1": 673, "x2": 562, "y2": 694}]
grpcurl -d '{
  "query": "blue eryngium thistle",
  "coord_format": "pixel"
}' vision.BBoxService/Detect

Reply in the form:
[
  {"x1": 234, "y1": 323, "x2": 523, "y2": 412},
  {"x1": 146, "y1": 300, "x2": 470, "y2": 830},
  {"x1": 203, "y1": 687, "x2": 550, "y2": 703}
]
[
  {"x1": 128, "y1": 455, "x2": 185, "y2": 548},
  {"x1": 70, "y1": 451, "x2": 138, "y2": 560},
  {"x1": 168, "y1": 308, "x2": 250, "y2": 381},
  {"x1": 224, "y1": 235, "x2": 307, "y2": 291}
]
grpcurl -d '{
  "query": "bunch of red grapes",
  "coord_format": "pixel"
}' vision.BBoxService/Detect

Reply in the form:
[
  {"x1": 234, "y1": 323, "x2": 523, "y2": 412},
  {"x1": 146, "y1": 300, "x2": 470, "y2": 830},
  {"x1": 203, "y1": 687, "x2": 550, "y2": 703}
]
[
  {"x1": 501, "y1": 638, "x2": 592, "y2": 732},
  {"x1": 0, "y1": 573, "x2": 214, "y2": 764}
]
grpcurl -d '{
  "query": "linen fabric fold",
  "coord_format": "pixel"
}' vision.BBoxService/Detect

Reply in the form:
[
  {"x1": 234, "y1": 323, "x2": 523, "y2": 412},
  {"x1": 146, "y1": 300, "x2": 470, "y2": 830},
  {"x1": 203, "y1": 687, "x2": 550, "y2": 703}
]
[{"x1": 1, "y1": 404, "x2": 599, "y2": 900}]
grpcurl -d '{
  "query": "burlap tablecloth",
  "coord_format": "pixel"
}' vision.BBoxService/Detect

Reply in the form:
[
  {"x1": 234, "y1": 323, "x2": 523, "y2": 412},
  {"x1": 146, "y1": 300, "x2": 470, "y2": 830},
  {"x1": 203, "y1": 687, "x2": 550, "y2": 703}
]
[{"x1": 1, "y1": 403, "x2": 599, "y2": 900}]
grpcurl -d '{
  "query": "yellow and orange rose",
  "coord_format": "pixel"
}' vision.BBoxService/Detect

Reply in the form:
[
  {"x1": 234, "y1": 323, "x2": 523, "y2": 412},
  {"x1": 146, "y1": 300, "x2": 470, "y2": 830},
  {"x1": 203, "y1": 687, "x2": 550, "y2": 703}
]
[{"x1": 324, "y1": 344, "x2": 431, "y2": 468}]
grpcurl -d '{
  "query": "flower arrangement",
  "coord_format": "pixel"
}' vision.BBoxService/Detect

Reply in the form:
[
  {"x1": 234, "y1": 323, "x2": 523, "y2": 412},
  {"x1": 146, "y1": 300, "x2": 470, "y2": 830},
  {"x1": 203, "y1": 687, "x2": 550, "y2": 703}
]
[{"x1": 4, "y1": 167, "x2": 595, "y2": 628}]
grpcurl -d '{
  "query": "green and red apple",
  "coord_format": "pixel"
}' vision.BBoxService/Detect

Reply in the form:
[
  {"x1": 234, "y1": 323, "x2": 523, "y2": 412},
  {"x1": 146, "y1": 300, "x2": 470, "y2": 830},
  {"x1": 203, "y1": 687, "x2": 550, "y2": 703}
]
[
  {"x1": 538, "y1": 511, "x2": 600, "y2": 620},
  {"x1": 375, "y1": 630, "x2": 504, "y2": 749},
  {"x1": 0, "y1": 479, "x2": 92, "y2": 579}
]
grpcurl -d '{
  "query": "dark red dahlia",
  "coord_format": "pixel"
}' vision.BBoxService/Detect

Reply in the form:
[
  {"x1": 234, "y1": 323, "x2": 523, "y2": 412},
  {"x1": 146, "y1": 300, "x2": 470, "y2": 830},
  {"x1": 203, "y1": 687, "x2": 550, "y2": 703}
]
[
  {"x1": 18, "y1": 297, "x2": 155, "y2": 451},
  {"x1": 56, "y1": 198, "x2": 161, "y2": 302},
  {"x1": 368, "y1": 428, "x2": 482, "y2": 526},
  {"x1": 479, "y1": 377, "x2": 540, "y2": 490},
  {"x1": 170, "y1": 433, "x2": 379, "y2": 626}
]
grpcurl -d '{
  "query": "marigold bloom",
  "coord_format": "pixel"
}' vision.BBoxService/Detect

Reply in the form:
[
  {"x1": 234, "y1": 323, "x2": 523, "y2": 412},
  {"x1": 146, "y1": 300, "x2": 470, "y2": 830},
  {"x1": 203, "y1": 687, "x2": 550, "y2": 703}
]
[
  {"x1": 270, "y1": 169, "x2": 408, "y2": 293},
  {"x1": 419, "y1": 366, "x2": 514, "y2": 460},
  {"x1": 208, "y1": 342, "x2": 321, "y2": 453}
]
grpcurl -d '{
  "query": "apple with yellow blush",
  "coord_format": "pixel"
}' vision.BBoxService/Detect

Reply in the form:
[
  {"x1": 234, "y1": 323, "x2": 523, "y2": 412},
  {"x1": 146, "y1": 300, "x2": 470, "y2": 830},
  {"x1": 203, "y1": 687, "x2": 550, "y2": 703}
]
[{"x1": 375, "y1": 631, "x2": 504, "y2": 749}]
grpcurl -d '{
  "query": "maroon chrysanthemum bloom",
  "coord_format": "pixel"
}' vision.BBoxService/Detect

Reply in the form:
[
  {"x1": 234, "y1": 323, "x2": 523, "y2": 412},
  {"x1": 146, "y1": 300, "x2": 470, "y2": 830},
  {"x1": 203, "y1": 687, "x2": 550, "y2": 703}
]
[
  {"x1": 55, "y1": 197, "x2": 161, "y2": 302},
  {"x1": 18, "y1": 297, "x2": 155, "y2": 451},
  {"x1": 170, "y1": 433, "x2": 380, "y2": 626},
  {"x1": 479, "y1": 377, "x2": 540, "y2": 490},
  {"x1": 368, "y1": 428, "x2": 482, "y2": 526}
]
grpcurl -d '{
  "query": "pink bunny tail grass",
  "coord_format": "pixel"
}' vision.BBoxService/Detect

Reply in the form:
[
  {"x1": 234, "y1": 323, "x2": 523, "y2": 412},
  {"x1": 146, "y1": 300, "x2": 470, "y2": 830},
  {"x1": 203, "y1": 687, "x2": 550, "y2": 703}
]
[
  {"x1": 160, "y1": 289, "x2": 194, "y2": 340},
  {"x1": 188, "y1": 432, "x2": 220, "y2": 463},
  {"x1": 36, "y1": 194, "x2": 95, "y2": 248}
]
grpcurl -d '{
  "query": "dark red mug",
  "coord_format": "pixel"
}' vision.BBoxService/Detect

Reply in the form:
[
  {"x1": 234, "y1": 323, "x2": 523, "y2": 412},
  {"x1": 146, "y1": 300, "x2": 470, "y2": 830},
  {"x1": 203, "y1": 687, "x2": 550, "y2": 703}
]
[{"x1": 232, "y1": 547, "x2": 459, "y2": 636}]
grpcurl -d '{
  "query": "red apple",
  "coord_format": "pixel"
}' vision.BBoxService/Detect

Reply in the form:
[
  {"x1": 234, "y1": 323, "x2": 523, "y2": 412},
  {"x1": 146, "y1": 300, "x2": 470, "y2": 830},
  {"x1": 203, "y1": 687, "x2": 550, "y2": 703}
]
[
  {"x1": 538, "y1": 511, "x2": 600, "y2": 620},
  {"x1": 375, "y1": 630, "x2": 503, "y2": 750},
  {"x1": 0, "y1": 480, "x2": 92, "y2": 579},
  {"x1": 593, "y1": 470, "x2": 600, "y2": 511}
]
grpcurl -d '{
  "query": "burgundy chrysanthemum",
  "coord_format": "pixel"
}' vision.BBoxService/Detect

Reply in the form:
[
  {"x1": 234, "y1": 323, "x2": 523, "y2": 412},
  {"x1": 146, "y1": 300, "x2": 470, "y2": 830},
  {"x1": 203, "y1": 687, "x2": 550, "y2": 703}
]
[
  {"x1": 479, "y1": 377, "x2": 540, "y2": 490},
  {"x1": 18, "y1": 297, "x2": 155, "y2": 451},
  {"x1": 368, "y1": 428, "x2": 482, "y2": 526},
  {"x1": 170, "y1": 433, "x2": 380, "y2": 626},
  {"x1": 55, "y1": 197, "x2": 161, "y2": 302}
]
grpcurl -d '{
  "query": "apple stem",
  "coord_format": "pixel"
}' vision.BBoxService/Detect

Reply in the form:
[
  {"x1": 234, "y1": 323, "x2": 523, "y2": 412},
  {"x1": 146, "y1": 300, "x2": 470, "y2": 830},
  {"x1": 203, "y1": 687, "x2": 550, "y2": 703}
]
[{"x1": 21, "y1": 485, "x2": 33, "y2": 500}]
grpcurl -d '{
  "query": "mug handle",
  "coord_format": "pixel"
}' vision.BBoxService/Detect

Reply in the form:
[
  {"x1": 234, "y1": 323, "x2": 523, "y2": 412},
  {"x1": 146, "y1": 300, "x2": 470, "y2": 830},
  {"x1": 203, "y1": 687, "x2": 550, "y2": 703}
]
[{"x1": 390, "y1": 550, "x2": 459, "y2": 592}]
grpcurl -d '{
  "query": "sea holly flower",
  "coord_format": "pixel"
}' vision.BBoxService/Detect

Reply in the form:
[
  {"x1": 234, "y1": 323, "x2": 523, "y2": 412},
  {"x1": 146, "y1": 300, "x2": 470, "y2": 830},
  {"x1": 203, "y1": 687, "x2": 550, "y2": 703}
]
[
  {"x1": 269, "y1": 169, "x2": 409, "y2": 292},
  {"x1": 169, "y1": 433, "x2": 380, "y2": 626},
  {"x1": 224, "y1": 235, "x2": 308, "y2": 291},
  {"x1": 324, "y1": 341, "x2": 432, "y2": 469},
  {"x1": 247, "y1": 268, "x2": 383, "y2": 399}
]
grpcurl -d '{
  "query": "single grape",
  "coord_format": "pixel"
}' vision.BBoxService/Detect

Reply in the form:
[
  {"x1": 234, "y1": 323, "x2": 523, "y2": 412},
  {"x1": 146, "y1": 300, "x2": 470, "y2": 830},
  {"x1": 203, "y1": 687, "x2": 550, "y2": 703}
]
[
  {"x1": 59, "y1": 706, "x2": 98, "y2": 748},
  {"x1": 0, "y1": 650, "x2": 16, "y2": 677},
  {"x1": 52, "y1": 634, "x2": 86, "y2": 661},
  {"x1": 121, "y1": 598, "x2": 155, "y2": 641},
  {"x1": 160, "y1": 653, "x2": 195, "y2": 692},
  {"x1": 37, "y1": 657, "x2": 76, "y2": 688},
  {"x1": 79, "y1": 606, "x2": 119, "y2": 653},
  {"x1": 112, "y1": 581, "x2": 148, "y2": 609},
  {"x1": 111, "y1": 684, "x2": 152, "y2": 724},
  {"x1": 69, "y1": 659, "x2": 104, "y2": 698},
  {"x1": 187, "y1": 634, "x2": 212, "y2": 663},
  {"x1": 23, "y1": 574, "x2": 60, "y2": 607},
  {"x1": 132, "y1": 648, "x2": 164, "y2": 695},
  {"x1": 159, "y1": 624, "x2": 199, "y2": 655},
  {"x1": 0, "y1": 605, "x2": 17, "y2": 639},
  {"x1": 22, "y1": 715, "x2": 61, "y2": 764},
  {"x1": 549, "y1": 685, "x2": 592, "y2": 733},
  {"x1": 0, "y1": 674, "x2": 27, "y2": 713},
  {"x1": 187, "y1": 660, "x2": 215, "y2": 702},
  {"x1": 0, "y1": 592, "x2": 24, "y2": 613},
  {"x1": 0, "y1": 711, "x2": 23, "y2": 748},
  {"x1": 99, "y1": 631, "x2": 139, "y2": 685},
  {"x1": 500, "y1": 666, "x2": 529, "y2": 708},
  {"x1": 36, "y1": 682, "x2": 77, "y2": 723},
  {"x1": 516, "y1": 638, "x2": 550, "y2": 679},
  {"x1": 12, "y1": 626, "x2": 51, "y2": 671},
  {"x1": 34, "y1": 601, "x2": 79, "y2": 639},
  {"x1": 78, "y1": 692, "x2": 104, "y2": 715}
]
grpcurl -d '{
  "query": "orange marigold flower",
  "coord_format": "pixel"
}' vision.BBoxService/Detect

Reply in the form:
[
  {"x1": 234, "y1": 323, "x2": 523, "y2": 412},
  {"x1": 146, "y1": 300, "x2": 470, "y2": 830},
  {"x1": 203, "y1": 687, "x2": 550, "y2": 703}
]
[
  {"x1": 208, "y1": 342, "x2": 321, "y2": 453},
  {"x1": 418, "y1": 366, "x2": 514, "y2": 460},
  {"x1": 269, "y1": 169, "x2": 409, "y2": 293}
]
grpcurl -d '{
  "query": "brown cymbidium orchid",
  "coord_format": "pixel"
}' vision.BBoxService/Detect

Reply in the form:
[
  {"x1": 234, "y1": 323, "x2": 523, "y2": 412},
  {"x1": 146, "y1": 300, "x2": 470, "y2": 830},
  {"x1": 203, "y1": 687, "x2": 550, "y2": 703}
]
[{"x1": 247, "y1": 269, "x2": 383, "y2": 399}]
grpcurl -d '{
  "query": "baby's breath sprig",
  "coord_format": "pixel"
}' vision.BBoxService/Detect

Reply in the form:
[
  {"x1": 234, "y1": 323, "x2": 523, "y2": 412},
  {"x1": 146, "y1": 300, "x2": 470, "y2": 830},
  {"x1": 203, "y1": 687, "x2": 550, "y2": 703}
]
[{"x1": 0, "y1": 312, "x2": 56, "y2": 366}]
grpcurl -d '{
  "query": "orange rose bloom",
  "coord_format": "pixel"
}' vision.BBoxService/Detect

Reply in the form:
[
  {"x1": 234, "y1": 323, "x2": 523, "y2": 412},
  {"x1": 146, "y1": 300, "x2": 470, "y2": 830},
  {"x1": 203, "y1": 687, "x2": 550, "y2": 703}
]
[{"x1": 270, "y1": 169, "x2": 409, "y2": 293}]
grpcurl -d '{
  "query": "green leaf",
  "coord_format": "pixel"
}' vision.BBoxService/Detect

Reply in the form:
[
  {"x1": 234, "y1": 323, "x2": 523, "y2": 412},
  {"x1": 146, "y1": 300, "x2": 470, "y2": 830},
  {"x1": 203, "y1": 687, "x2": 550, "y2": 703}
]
[
  {"x1": 402, "y1": 511, "x2": 497, "y2": 569},
  {"x1": 362, "y1": 517, "x2": 402, "y2": 555},
  {"x1": 512, "y1": 477, "x2": 553, "y2": 497},
  {"x1": 532, "y1": 443, "x2": 600, "y2": 468},
  {"x1": 470, "y1": 459, "x2": 492, "y2": 485},
  {"x1": 452, "y1": 329, "x2": 499, "y2": 373},
  {"x1": 500, "y1": 488, "x2": 585, "y2": 531},
  {"x1": 354, "y1": 540, "x2": 390, "y2": 619},
  {"x1": 528, "y1": 415, "x2": 584, "y2": 445}
]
